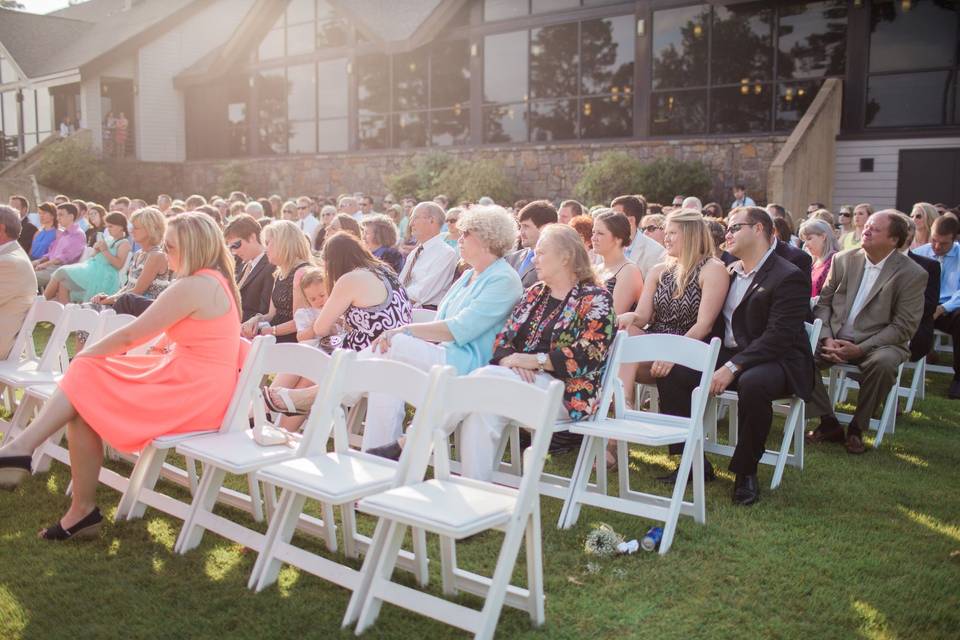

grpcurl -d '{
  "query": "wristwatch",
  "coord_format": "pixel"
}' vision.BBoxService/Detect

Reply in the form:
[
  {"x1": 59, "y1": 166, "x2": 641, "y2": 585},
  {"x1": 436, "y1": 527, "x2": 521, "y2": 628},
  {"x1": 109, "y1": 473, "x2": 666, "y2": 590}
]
[
  {"x1": 536, "y1": 353, "x2": 548, "y2": 373},
  {"x1": 724, "y1": 361, "x2": 740, "y2": 375}
]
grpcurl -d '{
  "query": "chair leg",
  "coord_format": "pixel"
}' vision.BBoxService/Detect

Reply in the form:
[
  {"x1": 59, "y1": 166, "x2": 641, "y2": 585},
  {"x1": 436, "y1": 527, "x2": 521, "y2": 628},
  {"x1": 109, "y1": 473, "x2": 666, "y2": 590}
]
[
  {"x1": 439, "y1": 535, "x2": 458, "y2": 596},
  {"x1": 727, "y1": 398, "x2": 739, "y2": 447},
  {"x1": 186, "y1": 456, "x2": 200, "y2": 495},
  {"x1": 249, "y1": 490, "x2": 308, "y2": 592},
  {"x1": 343, "y1": 519, "x2": 393, "y2": 628},
  {"x1": 115, "y1": 447, "x2": 166, "y2": 522},
  {"x1": 32, "y1": 425, "x2": 65, "y2": 474},
  {"x1": 557, "y1": 434, "x2": 592, "y2": 529},
  {"x1": 320, "y1": 501, "x2": 338, "y2": 553},
  {"x1": 2, "y1": 394, "x2": 36, "y2": 445},
  {"x1": 174, "y1": 466, "x2": 227, "y2": 554},
  {"x1": 772, "y1": 400, "x2": 802, "y2": 490},
  {"x1": 341, "y1": 502, "x2": 358, "y2": 560},
  {"x1": 353, "y1": 522, "x2": 409, "y2": 634},
  {"x1": 247, "y1": 474, "x2": 264, "y2": 523},
  {"x1": 524, "y1": 505, "x2": 545, "y2": 626},
  {"x1": 691, "y1": 432, "x2": 706, "y2": 525},
  {"x1": 473, "y1": 511, "x2": 534, "y2": 640},
  {"x1": 660, "y1": 436, "x2": 695, "y2": 554},
  {"x1": 412, "y1": 527, "x2": 429, "y2": 587}
]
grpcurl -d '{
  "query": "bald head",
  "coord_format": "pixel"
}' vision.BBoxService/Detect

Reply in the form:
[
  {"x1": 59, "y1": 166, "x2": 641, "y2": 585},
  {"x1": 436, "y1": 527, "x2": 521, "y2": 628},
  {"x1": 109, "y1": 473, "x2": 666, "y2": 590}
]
[{"x1": 410, "y1": 201, "x2": 445, "y2": 243}]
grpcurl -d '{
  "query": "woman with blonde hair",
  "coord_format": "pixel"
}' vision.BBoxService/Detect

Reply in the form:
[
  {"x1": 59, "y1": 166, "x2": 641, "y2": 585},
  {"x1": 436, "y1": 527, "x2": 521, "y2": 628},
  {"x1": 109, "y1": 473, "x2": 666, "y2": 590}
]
[
  {"x1": 910, "y1": 202, "x2": 939, "y2": 250},
  {"x1": 799, "y1": 218, "x2": 840, "y2": 297},
  {"x1": 840, "y1": 202, "x2": 873, "y2": 250},
  {"x1": 616, "y1": 209, "x2": 729, "y2": 470},
  {"x1": 241, "y1": 220, "x2": 312, "y2": 343},
  {"x1": 0, "y1": 213, "x2": 245, "y2": 540}
]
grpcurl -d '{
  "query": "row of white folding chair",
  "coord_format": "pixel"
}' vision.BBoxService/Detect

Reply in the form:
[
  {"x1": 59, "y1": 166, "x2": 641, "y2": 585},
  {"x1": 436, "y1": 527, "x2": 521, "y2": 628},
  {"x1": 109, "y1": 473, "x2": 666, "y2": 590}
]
[
  {"x1": 833, "y1": 355, "x2": 926, "y2": 415},
  {"x1": 927, "y1": 329, "x2": 953, "y2": 375},
  {"x1": 705, "y1": 319, "x2": 822, "y2": 490},
  {"x1": 558, "y1": 334, "x2": 721, "y2": 555},
  {"x1": 826, "y1": 361, "x2": 905, "y2": 449}
]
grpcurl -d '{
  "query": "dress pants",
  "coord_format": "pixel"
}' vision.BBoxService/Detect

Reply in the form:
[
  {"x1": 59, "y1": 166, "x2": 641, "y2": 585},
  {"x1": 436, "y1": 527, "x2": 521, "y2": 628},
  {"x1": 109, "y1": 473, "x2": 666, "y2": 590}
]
[
  {"x1": 805, "y1": 345, "x2": 906, "y2": 436},
  {"x1": 934, "y1": 310, "x2": 960, "y2": 379},
  {"x1": 656, "y1": 347, "x2": 792, "y2": 476}
]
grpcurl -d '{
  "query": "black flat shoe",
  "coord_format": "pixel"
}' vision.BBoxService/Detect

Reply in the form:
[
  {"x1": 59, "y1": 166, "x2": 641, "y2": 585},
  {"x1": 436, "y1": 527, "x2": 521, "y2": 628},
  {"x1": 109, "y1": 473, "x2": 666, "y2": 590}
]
[
  {"x1": 655, "y1": 457, "x2": 716, "y2": 485},
  {"x1": 366, "y1": 441, "x2": 403, "y2": 461},
  {"x1": 0, "y1": 455, "x2": 32, "y2": 490},
  {"x1": 260, "y1": 385, "x2": 308, "y2": 416},
  {"x1": 39, "y1": 507, "x2": 103, "y2": 541},
  {"x1": 732, "y1": 474, "x2": 760, "y2": 506}
]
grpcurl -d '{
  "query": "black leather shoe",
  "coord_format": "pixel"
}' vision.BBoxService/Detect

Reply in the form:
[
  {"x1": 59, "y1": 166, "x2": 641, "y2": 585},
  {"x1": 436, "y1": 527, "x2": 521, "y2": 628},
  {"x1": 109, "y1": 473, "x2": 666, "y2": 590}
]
[
  {"x1": 949, "y1": 380, "x2": 960, "y2": 400},
  {"x1": 655, "y1": 457, "x2": 716, "y2": 485},
  {"x1": 732, "y1": 474, "x2": 760, "y2": 506},
  {"x1": 366, "y1": 440, "x2": 402, "y2": 461},
  {"x1": 0, "y1": 455, "x2": 32, "y2": 490}
]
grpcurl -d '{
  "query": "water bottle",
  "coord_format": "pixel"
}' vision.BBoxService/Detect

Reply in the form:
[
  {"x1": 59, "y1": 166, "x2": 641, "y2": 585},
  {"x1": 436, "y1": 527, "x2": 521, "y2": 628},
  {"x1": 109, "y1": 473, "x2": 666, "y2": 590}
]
[{"x1": 641, "y1": 526, "x2": 663, "y2": 552}]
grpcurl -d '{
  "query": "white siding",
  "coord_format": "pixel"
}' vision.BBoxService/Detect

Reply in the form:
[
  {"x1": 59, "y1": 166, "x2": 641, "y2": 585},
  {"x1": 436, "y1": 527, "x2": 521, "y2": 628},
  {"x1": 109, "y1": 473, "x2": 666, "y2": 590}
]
[
  {"x1": 136, "y1": 0, "x2": 254, "y2": 162},
  {"x1": 833, "y1": 137, "x2": 960, "y2": 209},
  {"x1": 80, "y1": 75, "x2": 102, "y2": 148}
]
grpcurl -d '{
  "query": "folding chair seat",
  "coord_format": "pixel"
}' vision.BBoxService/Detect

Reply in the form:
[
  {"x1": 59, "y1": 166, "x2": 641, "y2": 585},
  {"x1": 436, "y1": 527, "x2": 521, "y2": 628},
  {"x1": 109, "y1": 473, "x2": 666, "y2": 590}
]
[
  {"x1": 247, "y1": 352, "x2": 444, "y2": 593},
  {"x1": 343, "y1": 371, "x2": 565, "y2": 640},
  {"x1": 827, "y1": 361, "x2": 904, "y2": 449},
  {"x1": 558, "y1": 334, "x2": 721, "y2": 555},
  {"x1": 705, "y1": 320, "x2": 822, "y2": 490},
  {"x1": 925, "y1": 329, "x2": 953, "y2": 375}
]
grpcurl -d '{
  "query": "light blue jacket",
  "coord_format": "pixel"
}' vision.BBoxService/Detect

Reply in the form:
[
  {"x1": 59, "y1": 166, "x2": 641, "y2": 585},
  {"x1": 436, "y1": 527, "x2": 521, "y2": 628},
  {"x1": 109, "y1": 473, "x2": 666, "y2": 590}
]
[
  {"x1": 437, "y1": 258, "x2": 523, "y2": 375},
  {"x1": 915, "y1": 241, "x2": 960, "y2": 312}
]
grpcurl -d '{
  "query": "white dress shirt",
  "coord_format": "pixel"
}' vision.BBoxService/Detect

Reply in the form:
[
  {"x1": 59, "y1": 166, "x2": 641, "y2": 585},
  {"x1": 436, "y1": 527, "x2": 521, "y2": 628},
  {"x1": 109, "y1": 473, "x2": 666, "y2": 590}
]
[
  {"x1": 722, "y1": 244, "x2": 776, "y2": 348},
  {"x1": 625, "y1": 231, "x2": 666, "y2": 280},
  {"x1": 239, "y1": 251, "x2": 266, "y2": 287},
  {"x1": 837, "y1": 249, "x2": 893, "y2": 341},
  {"x1": 298, "y1": 214, "x2": 320, "y2": 245},
  {"x1": 397, "y1": 233, "x2": 458, "y2": 306}
]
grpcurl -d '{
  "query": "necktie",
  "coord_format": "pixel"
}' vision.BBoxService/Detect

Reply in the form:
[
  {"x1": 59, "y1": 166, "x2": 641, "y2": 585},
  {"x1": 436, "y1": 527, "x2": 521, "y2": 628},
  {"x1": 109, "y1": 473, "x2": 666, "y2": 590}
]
[
  {"x1": 238, "y1": 260, "x2": 254, "y2": 287},
  {"x1": 404, "y1": 245, "x2": 424, "y2": 287},
  {"x1": 518, "y1": 249, "x2": 534, "y2": 274}
]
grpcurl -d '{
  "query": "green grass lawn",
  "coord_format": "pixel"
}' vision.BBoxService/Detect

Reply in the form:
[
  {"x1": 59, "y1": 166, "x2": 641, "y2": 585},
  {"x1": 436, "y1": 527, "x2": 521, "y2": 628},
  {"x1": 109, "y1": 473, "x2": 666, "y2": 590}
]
[{"x1": 1, "y1": 329, "x2": 958, "y2": 639}]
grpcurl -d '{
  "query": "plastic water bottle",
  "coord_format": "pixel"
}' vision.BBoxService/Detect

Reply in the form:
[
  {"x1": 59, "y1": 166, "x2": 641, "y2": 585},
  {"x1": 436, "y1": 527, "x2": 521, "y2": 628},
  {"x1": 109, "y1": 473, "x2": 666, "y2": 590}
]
[{"x1": 641, "y1": 526, "x2": 663, "y2": 552}]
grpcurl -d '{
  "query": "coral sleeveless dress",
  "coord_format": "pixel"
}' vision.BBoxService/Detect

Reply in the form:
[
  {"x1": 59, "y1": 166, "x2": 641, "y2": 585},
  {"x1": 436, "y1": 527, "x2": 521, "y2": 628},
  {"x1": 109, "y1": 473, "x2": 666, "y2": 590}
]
[{"x1": 60, "y1": 269, "x2": 246, "y2": 453}]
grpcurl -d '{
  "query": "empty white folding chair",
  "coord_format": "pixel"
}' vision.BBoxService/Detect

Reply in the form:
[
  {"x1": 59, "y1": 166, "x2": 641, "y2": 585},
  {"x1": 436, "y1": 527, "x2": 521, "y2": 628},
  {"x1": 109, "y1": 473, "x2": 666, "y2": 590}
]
[
  {"x1": 827, "y1": 361, "x2": 905, "y2": 448},
  {"x1": 704, "y1": 320, "x2": 822, "y2": 490},
  {"x1": 248, "y1": 351, "x2": 444, "y2": 593},
  {"x1": 112, "y1": 336, "x2": 271, "y2": 523},
  {"x1": 173, "y1": 338, "x2": 340, "y2": 554},
  {"x1": 558, "y1": 335, "x2": 721, "y2": 555},
  {"x1": 343, "y1": 372, "x2": 565, "y2": 640}
]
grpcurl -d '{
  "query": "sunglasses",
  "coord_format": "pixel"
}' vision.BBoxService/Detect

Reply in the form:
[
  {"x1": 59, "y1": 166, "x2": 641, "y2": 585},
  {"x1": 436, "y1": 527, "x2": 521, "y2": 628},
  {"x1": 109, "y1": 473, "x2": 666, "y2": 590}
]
[
  {"x1": 839, "y1": 212, "x2": 852, "y2": 217},
  {"x1": 641, "y1": 225, "x2": 663, "y2": 233},
  {"x1": 725, "y1": 222, "x2": 754, "y2": 236},
  {"x1": 297, "y1": 206, "x2": 309, "y2": 210},
  {"x1": 229, "y1": 240, "x2": 242, "y2": 250}
]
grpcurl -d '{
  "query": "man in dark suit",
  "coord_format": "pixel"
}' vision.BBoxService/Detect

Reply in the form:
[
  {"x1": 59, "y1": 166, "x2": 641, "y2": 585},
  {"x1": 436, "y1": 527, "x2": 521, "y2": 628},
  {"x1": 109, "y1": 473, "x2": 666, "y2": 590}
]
[
  {"x1": 722, "y1": 236, "x2": 812, "y2": 280},
  {"x1": 224, "y1": 214, "x2": 276, "y2": 322},
  {"x1": 504, "y1": 200, "x2": 557, "y2": 288},
  {"x1": 658, "y1": 207, "x2": 814, "y2": 506},
  {"x1": 8, "y1": 195, "x2": 37, "y2": 255},
  {"x1": 905, "y1": 216, "x2": 940, "y2": 361}
]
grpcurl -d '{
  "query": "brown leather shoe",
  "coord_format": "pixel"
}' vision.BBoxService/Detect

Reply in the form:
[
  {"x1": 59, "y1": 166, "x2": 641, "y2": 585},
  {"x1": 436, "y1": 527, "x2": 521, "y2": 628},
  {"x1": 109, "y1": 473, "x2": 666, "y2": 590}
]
[
  {"x1": 845, "y1": 433, "x2": 866, "y2": 455},
  {"x1": 805, "y1": 419, "x2": 845, "y2": 444}
]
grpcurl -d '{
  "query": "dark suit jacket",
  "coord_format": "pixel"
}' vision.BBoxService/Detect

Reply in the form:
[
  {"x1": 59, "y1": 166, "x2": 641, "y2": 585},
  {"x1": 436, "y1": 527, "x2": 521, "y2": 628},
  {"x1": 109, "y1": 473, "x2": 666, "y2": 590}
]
[
  {"x1": 237, "y1": 255, "x2": 276, "y2": 322},
  {"x1": 17, "y1": 218, "x2": 37, "y2": 255},
  {"x1": 723, "y1": 240, "x2": 811, "y2": 280},
  {"x1": 908, "y1": 250, "x2": 940, "y2": 361},
  {"x1": 726, "y1": 253, "x2": 816, "y2": 400},
  {"x1": 504, "y1": 248, "x2": 539, "y2": 288}
]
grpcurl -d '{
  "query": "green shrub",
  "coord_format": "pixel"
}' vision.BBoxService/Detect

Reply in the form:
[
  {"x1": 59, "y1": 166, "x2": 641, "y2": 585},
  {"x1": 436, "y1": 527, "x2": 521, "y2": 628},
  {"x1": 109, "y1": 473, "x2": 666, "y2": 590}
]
[
  {"x1": 385, "y1": 152, "x2": 455, "y2": 201},
  {"x1": 636, "y1": 157, "x2": 712, "y2": 205},
  {"x1": 387, "y1": 152, "x2": 516, "y2": 204},
  {"x1": 36, "y1": 137, "x2": 114, "y2": 202},
  {"x1": 218, "y1": 161, "x2": 249, "y2": 196},
  {"x1": 574, "y1": 151, "x2": 644, "y2": 207}
]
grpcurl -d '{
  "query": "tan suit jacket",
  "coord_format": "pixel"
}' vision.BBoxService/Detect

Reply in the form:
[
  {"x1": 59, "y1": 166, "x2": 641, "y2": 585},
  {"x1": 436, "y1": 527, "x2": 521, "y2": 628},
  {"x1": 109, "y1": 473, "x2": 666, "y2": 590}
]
[
  {"x1": 0, "y1": 241, "x2": 38, "y2": 359},
  {"x1": 813, "y1": 247, "x2": 926, "y2": 356}
]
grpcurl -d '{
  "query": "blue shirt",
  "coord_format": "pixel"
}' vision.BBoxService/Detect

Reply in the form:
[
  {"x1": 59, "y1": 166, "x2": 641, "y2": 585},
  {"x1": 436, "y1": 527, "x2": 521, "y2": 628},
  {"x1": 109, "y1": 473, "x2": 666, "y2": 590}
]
[
  {"x1": 915, "y1": 241, "x2": 960, "y2": 312},
  {"x1": 30, "y1": 228, "x2": 56, "y2": 260},
  {"x1": 436, "y1": 258, "x2": 523, "y2": 375},
  {"x1": 730, "y1": 196, "x2": 756, "y2": 209}
]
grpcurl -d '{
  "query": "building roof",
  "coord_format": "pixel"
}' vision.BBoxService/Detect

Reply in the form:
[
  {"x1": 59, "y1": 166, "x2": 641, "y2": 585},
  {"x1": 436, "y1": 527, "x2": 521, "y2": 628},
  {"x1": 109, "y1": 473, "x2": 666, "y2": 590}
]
[
  {"x1": 334, "y1": 0, "x2": 445, "y2": 43},
  {"x1": 0, "y1": 0, "x2": 199, "y2": 80}
]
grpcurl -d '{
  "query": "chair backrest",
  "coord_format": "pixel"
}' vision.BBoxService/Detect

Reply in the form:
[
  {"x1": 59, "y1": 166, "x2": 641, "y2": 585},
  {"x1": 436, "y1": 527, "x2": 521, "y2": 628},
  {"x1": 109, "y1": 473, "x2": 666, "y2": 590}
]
[
  {"x1": 116, "y1": 249, "x2": 135, "y2": 287},
  {"x1": 218, "y1": 335, "x2": 271, "y2": 433},
  {"x1": 410, "y1": 308, "x2": 437, "y2": 324},
  {"x1": 93, "y1": 310, "x2": 136, "y2": 341},
  {"x1": 6, "y1": 297, "x2": 66, "y2": 365},
  {"x1": 38, "y1": 305, "x2": 103, "y2": 373},
  {"x1": 805, "y1": 319, "x2": 823, "y2": 352}
]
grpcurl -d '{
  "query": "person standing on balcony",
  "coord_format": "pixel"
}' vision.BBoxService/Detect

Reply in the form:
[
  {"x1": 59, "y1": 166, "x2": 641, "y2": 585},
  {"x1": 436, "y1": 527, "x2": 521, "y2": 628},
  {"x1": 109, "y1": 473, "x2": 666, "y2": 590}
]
[
  {"x1": 730, "y1": 184, "x2": 756, "y2": 209},
  {"x1": 115, "y1": 112, "x2": 129, "y2": 159}
]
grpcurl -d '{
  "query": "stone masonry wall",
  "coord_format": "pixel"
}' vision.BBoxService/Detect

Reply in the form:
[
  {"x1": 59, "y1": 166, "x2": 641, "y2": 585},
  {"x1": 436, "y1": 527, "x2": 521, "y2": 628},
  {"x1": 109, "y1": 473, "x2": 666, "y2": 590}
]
[{"x1": 108, "y1": 135, "x2": 786, "y2": 206}]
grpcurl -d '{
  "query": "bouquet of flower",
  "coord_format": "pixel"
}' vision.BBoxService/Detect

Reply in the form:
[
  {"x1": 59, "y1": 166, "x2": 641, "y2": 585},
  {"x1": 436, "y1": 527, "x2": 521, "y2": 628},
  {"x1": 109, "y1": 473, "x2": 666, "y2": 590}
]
[{"x1": 583, "y1": 523, "x2": 624, "y2": 558}]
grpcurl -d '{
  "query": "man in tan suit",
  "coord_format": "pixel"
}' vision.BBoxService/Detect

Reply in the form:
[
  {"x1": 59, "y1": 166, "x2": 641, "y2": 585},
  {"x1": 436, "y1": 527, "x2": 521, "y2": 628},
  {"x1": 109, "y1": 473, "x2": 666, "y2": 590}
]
[
  {"x1": 805, "y1": 210, "x2": 926, "y2": 453},
  {"x1": 0, "y1": 205, "x2": 38, "y2": 360}
]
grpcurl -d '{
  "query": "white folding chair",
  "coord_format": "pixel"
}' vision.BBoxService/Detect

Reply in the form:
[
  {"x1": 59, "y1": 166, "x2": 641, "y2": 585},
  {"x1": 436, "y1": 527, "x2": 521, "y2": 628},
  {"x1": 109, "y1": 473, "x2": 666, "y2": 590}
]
[
  {"x1": 112, "y1": 336, "x2": 270, "y2": 523},
  {"x1": 834, "y1": 354, "x2": 926, "y2": 415},
  {"x1": 343, "y1": 373, "x2": 565, "y2": 640},
  {"x1": 828, "y1": 361, "x2": 905, "y2": 449},
  {"x1": 926, "y1": 329, "x2": 953, "y2": 375},
  {"x1": 172, "y1": 338, "x2": 338, "y2": 554},
  {"x1": 247, "y1": 352, "x2": 444, "y2": 593},
  {"x1": 558, "y1": 335, "x2": 721, "y2": 555},
  {"x1": 410, "y1": 308, "x2": 437, "y2": 323},
  {"x1": 705, "y1": 320, "x2": 822, "y2": 490}
]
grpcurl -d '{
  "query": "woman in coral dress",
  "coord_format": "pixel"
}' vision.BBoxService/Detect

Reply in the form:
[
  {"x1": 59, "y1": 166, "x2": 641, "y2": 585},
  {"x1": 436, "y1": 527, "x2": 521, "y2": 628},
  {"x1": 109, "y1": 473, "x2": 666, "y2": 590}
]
[{"x1": 0, "y1": 213, "x2": 246, "y2": 541}]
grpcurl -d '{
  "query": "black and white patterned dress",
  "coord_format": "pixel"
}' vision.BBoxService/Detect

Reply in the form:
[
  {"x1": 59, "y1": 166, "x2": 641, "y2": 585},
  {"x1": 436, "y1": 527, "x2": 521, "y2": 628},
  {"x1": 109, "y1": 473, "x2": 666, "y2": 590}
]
[
  {"x1": 646, "y1": 258, "x2": 707, "y2": 335},
  {"x1": 342, "y1": 267, "x2": 412, "y2": 351}
]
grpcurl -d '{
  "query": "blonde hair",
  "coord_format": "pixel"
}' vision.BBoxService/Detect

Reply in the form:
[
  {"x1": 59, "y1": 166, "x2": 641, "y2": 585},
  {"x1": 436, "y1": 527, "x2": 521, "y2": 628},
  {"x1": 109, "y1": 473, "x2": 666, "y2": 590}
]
[
  {"x1": 131, "y1": 207, "x2": 167, "y2": 247},
  {"x1": 166, "y1": 212, "x2": 242, "y2": 318},
  {"x1": 299, "y1": 266, "x2": 325, "y2": 291},
  {"x1": 911, "y1": 202, "x2": 938, "y2": 242},
  {"x1": 262, "y1": 220, "x2": 313, "y2": 277},
  {"x1": 662, "y1": 209, "x2": 713, "y2": 299},
  {"x1": 538, "y1": 224, "x2": 598, "y2": 285}
]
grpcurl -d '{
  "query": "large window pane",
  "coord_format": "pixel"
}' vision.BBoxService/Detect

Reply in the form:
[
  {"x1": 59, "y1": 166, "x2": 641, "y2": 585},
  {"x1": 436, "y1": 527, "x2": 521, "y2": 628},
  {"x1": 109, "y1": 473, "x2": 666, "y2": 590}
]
[
  {"x1": 258, "y1": 28, "x2": 284, "y2": 61},
  {"x1": 483, "y1": 103, "x2": 527, "y2": 143},
  {"x1": 581, "y1": 95, "x2": 632, "y2": 138},
  {"x1": 358, "y1": 114, "x2": 388, "y2": 149},
  {"x1": 393, "y1": 48, "x2": 428, "y2": 111},
  {"x1": 485, "y1": 0, "x2": 526, "y2": 22},
  {"x1": 22, "y1": 90, "x2": 35, "y2": 134},
  {"x1": 431, "y1": 108, "x2": 470, "y2": 146},
  {"x1": 318, "y1": 58, "x2": 348, "y2": 119},
  {"x1": 710, "y1": 84, "x2": 771, "y2": 133},
  {"x1": 286, "y1": 0, "x2": 314, "y2": 25},
  {"x1": 228, "y1": 100, "x2": 247, "y2": 156},
  {"x1": 531, "y1": 22, "x2": 579, "y2": 99},
  {"x1": 866, "y1": 71, "x2": 952, "y2": 127},
  {"x1": 392, "y1": 112, "x2": 427, "y2": 148},
  {"x1": 289, "y1": 120, "x2": 316, "y2": 154},
  {"x1": 287, "y1": 63, "x2": 316, "y2": 121},
  {"x1": 358, "y1": 54, "x2": 390, "y2": 113},
  {"x1": 711, "y1": 3, "x2": 773, "y2": 85},
  {"x1": 777, "y1": 1, "x2": 847, "y2": 80},
  {"x1": 317, "y1": 118, "x2": 348, "y2": 152},
  {"x1": 581, "y1": 15, "x2": 635, "y2": 96},
  {"x1": 484, "y1": 31, "x2": 528, "y2": 103},
  {"x1": 317, "y1": 0, "x2": 347, "y2": 48},
  {"x1": 869, "y1": 0, "x2": 958, "y2": 73},
  {"x1": 431, "y1": 40, "x2": 470, "y2": 108},
  {"x1": 529, "y1": 99, "x2": 577, "y2": 142},
  {"x1": 775, "y1": 80, "x2": 820, "y2": 130},
  {"x1": 532, "y1": 0, "x2": 578, "y2": 14},
  {"x1": 286, "y1": 22, "x2": 315, "y2": 56},
  {"x1": 653, "y1": 5, "x2": 709, "y2": 89},
  {"x1": 650, "y1": 90, "x2": 706, "y2": 135},
  {"x1": 256, "y1": 69, "x2": 287, "y2": 154}
]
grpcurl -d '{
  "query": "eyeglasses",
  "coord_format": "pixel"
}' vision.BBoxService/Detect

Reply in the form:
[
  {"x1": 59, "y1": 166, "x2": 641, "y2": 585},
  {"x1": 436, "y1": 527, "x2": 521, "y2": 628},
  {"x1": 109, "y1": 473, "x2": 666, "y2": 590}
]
[
  {"x1": 229, "y1": 240, "x2": 242, "y2": 250},
  {"x1": 725, "y1": 222, "x2": 754, "y2": 236},
  {"x1": 641, "y1": 225, "x2": 663, "y2": 233},
  {"x1": 838, "y1": 212, "x2": 852, "y2": 217},
  {"x1": 911, "y1": 213, "x2": 924, "y2": 219},
  {"x1": 297, "y1": 206, "x2": 309, "y2": 210}
]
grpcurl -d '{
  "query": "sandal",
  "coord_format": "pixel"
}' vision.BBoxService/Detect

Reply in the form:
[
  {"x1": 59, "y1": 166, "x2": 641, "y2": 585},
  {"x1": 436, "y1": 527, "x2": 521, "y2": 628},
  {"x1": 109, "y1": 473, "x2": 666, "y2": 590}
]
[
  {"x1": 260, "y1": 385, "x2": 308, "y2": 416},
  {"x1": 39, "y1": 507, "x2": 103, "y2": 541},
  {"x1": 0, "y1": 455, "x2": 32, "y2": 490}
]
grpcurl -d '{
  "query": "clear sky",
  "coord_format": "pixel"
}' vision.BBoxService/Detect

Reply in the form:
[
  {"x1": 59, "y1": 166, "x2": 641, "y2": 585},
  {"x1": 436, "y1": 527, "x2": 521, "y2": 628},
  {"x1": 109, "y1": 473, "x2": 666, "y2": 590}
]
[{"x1": 17, "y1": 0, "x2": 74, "y2": 14}]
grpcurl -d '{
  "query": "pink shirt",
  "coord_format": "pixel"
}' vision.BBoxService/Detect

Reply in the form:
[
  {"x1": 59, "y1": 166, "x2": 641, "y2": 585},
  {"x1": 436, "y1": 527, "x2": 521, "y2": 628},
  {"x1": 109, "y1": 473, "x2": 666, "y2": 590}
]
[{"x1": 45, "y1": 223, "x2": 86, "y2": 264}]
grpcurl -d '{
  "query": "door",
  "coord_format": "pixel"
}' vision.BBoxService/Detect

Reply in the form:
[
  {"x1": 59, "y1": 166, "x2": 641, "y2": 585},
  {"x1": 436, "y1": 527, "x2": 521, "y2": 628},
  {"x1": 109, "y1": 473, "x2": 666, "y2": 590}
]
[{"x1": 897, "y1": 148, "x2": 960, "y2": 211}]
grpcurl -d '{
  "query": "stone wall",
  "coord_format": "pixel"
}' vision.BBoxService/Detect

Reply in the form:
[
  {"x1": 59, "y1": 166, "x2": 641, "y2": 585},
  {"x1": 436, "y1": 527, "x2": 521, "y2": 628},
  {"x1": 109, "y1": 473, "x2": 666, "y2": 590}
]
[{"x1": 108, "y1": 135, "x2": 786, "y2": 206}]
